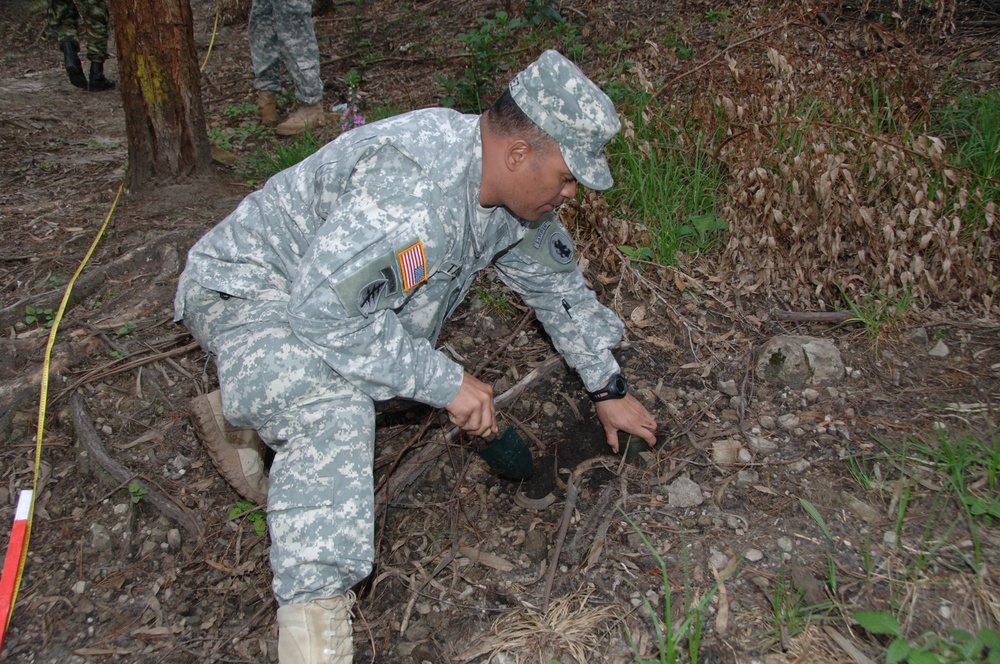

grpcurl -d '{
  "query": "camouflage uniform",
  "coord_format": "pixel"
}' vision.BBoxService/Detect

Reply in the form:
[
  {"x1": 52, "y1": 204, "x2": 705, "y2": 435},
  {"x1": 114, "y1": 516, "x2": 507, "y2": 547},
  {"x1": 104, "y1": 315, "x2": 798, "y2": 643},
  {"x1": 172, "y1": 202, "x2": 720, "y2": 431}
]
[
  {"x1": 175, "y1": 51, "x2": 622, "y2": 606},
  {"x1": 248, "y1": 0, "x2": 323, "y2": 105},
  {"x1": 49, "y1": 0, "x2": 111, "y2": 62}
]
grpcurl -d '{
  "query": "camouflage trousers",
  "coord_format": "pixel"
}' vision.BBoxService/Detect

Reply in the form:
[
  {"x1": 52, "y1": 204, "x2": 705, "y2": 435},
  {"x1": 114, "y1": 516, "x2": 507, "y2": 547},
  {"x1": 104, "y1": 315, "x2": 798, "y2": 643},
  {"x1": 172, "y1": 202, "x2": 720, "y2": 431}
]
[
  {"x1": 248, "y1": 0, "x2": 323, "y2": 105},
  {"x1": 49, "y1": 0, "x2": 111, "y2": 61},
  {"x1": 179, "y1": 281, "x2": 374, "y2": 605}
]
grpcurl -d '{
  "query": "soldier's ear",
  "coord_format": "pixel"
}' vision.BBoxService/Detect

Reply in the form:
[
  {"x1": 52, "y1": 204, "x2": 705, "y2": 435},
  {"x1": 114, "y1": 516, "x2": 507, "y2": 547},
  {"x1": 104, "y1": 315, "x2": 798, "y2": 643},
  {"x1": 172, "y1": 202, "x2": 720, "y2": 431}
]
[{"x1": 505, "y1": 139, "x2": 531, "y2": 172}]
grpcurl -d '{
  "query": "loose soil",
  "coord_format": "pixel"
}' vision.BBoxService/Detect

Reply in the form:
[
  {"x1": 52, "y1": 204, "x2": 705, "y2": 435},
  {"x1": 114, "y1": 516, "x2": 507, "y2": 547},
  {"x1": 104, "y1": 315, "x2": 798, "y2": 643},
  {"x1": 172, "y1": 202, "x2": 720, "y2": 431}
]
[{"x1": 0, "y1": 1, "x2": 998, "y2": 663}]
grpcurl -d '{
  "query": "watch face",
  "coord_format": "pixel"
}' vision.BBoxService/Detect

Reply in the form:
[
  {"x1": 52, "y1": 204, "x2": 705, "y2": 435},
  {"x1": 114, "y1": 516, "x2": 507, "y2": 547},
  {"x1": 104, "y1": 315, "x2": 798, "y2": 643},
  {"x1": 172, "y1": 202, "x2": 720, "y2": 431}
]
[{"x1": 614, "y1": 375, "x2": 627, "y2": 395}]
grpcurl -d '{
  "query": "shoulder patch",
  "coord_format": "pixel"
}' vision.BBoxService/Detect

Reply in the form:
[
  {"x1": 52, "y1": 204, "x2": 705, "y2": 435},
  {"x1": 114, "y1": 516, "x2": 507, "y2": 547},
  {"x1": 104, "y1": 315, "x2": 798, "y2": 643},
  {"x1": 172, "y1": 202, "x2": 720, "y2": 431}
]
[
  {"x1": 398, "y1": 241, "x2": 428, "y2": 291},
  {"x1": 514, "y1": 215, "x2": 578, "y2": 273}
]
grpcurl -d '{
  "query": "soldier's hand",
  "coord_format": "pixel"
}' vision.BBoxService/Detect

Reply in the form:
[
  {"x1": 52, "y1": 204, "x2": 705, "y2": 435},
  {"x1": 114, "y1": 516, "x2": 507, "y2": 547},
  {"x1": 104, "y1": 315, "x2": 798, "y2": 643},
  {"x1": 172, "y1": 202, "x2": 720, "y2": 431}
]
[
  {"x1": 594, "y1": 395, "x2": 657, "y2": 453},
  {"x1": 446, "y1": 372, "x2": 496, "y2": 438}
]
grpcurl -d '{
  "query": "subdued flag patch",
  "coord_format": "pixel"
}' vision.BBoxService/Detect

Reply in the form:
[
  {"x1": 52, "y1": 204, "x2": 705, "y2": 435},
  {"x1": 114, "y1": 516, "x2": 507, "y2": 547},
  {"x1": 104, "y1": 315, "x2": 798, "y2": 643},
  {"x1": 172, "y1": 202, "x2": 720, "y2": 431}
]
[{"x1": 398, "y1": 241, "x2": 427, "y2": 291}]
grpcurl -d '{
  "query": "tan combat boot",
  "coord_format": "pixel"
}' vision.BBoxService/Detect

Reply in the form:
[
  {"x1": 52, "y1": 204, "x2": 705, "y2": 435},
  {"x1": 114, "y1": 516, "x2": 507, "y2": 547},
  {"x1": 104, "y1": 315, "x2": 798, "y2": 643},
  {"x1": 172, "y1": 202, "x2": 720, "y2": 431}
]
[
  {"x1": 258, "y1": 91, "x2": 279, "y2": 125},
  {"x1": 275, "y1": 102, "x2": 326, "y2": 136},
  {"x1": 277, "y1": 592, "x2": 355, "y2": 663},
  {"x1": 189, "y1": 390, "x2": 269, "y2": 505}
]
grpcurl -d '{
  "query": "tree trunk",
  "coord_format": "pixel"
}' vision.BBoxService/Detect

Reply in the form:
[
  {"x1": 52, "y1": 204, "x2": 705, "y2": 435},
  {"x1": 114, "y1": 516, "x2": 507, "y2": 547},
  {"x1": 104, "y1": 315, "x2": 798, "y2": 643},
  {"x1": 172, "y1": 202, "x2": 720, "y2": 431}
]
[{"x1": 107, "y1": 0, "x2": 212, "y2": 192}]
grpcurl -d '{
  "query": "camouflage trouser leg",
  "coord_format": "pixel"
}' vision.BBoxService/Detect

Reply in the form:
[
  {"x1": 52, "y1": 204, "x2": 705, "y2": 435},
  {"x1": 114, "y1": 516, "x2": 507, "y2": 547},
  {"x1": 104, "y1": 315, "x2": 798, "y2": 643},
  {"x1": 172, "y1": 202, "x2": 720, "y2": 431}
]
[
  {"x1": 179, "y1": 282, "x2": 374, "y2": 605},
  {"x1": 248, "y1": 0, "x2": 323, "y2": 105},
  {"x1": 49, "y1": 0, "x2": 110, "y2": 61}
]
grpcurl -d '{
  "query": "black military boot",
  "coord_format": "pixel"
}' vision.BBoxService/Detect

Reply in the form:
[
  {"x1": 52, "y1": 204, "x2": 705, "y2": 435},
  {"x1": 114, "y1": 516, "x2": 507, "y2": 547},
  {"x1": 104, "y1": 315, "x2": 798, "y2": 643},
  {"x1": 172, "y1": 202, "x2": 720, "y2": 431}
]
[
  {"x1": 88, "y1": 61, "x2": 115, "y2": 92},
  {"x1": 60, "y1": 41, "x2": 88, "y2": 89}
]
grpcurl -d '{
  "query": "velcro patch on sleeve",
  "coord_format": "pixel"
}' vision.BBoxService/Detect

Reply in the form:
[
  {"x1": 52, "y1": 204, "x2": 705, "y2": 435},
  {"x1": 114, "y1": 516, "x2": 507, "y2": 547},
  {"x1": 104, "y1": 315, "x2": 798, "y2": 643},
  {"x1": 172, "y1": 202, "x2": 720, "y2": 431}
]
[
  {"x1": 331, "y1": 253, "x2": 400, "y2": 318},
  {"x1": 398, "y1": 241, "x2": 428, "y2": 291},
  {"x1": 514, "y1": 215, "x2": 577, "y2": 272}
]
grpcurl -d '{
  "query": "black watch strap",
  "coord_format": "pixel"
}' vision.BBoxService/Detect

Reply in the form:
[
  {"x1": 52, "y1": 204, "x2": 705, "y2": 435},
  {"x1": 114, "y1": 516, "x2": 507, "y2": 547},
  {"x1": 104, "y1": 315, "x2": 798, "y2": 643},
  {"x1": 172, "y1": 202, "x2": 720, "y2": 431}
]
[{"x1": 588, "y1": 373, "x2": 628, "y2": 402}]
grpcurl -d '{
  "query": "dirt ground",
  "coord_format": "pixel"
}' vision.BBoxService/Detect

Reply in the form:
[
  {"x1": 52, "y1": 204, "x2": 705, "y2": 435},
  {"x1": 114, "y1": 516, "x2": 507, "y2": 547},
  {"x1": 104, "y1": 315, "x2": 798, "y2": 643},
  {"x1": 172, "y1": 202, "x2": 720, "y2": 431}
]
[{"x1": 0, "y1": 0, "x2": 998, "y2": 662}]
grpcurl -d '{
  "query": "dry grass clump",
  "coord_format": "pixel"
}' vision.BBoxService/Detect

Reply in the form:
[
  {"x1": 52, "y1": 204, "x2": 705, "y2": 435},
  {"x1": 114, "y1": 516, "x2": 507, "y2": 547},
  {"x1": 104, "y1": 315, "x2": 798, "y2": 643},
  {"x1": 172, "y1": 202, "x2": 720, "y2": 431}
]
[
  {"x1": 712, "y1": 42, "x2": 997, "y2": 316},
  {"x1": 457, "y1": 592, "x2": 624, "y2": 663}
]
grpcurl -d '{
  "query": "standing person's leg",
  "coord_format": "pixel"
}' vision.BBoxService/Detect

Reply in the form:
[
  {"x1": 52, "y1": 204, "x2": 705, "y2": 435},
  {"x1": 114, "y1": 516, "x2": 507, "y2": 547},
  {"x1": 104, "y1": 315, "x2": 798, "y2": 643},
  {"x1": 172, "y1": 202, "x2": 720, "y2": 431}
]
[
  {"x1": 273, "y1": 0, "x2": 325, "y2": 136},
  {"x1": 249, "y1": 0, "x2": 281, "y2": 124},
  {"x1": 77, "y1": 0, "x2": 115, "y2": 91},
  {"x1": 180, "y1": 284, "x2": 371, "y2": 662},
  {"x1": 50, "y1": 0, "x2": 87, "y2": 89}
]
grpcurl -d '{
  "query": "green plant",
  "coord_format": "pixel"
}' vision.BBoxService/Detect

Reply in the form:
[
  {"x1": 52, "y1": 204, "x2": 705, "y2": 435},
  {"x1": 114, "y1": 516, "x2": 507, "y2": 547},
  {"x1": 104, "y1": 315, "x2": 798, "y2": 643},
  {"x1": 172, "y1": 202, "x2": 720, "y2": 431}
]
[
  {"x1": 241, "y1": 131, "x2": 321, "y2": 182},
  {"x1": 24, "y1": 305, "x2": 54, "y2": 327},
  {"x1": 223, "y1": 102, "x2": 257, "y2": 118},
  {"x1": 618, "y1": 507, "x2": 728, "y2": 663},
  {"x1": 340, "y1": 69, "x2": 366, "y2": 132},
  {"x1": 703, "y1": 9, "x2": 731, "y2": 22},
  {"x1": 128, "y1": 482, "x2": 148, "y2": 504},
  {"x1": 437, "y1": 11, "x2": 524, "y2": 113},
  {"x1": 474, "y1": 287, "x2": 514, "y2": 316},
  {"x1": 116, "y1": 321, "x2": 138, "y2": 336},
  {"x1": 109, "y1": 350, "x2": 128, "y2": 360},
  {"x1": 836, "y1": 283, "x2": 912, "y2": 349},
  {"x1": 604, "y1": 78, "x2": 728, "y2": 266},
  {"x1": 854, "y1": 611, "x2": 1000, "y2": 663},
  {"x1": 229, "y1": 500, "x2": 268, "y2": 537}
]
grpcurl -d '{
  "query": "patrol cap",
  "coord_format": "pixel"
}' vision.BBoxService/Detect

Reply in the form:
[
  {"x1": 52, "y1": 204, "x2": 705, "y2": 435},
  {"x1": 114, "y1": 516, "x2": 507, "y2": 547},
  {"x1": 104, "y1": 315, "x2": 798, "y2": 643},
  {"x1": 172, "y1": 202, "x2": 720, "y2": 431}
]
[{"x1": 508, "y1": 49, "x2": 620, "y2": 191}]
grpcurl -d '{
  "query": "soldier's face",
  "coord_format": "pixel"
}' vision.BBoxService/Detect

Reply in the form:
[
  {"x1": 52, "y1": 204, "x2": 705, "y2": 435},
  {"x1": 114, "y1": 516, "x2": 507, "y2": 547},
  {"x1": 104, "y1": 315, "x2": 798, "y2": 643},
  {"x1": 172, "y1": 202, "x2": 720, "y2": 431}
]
[{"x1": 507, "y1": 145, "x2": 578, "y2": 221}]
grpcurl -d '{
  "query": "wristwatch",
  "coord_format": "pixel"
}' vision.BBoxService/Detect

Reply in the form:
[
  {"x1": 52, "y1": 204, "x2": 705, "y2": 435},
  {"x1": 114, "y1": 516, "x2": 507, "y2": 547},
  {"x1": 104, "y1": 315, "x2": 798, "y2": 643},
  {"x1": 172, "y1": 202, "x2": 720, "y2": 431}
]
[{"x1": 588, "y1": 373, "x2": 628, "y2": 402}]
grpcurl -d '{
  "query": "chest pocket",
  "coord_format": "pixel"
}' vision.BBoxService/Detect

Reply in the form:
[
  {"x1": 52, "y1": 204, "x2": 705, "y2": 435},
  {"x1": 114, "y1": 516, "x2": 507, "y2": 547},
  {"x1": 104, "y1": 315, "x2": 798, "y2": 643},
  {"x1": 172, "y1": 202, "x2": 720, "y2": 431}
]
[{"x1": 514, "y1": 217, "x2": 577, "y2": 273}]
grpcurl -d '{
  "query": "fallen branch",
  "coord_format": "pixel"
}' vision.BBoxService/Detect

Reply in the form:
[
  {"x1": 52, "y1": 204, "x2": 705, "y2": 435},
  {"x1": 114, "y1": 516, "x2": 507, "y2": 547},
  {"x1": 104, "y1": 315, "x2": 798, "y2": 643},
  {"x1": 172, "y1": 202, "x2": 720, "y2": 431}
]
[
  {"x1": 774, "y1": 310, "x2": 856, "y2": 324},
  {"x1": 70, "y1": 391, "x2": 203, "y2": 540},
  {"x1": 541, "y1": 456, "x2": 616, "y2": 612}
]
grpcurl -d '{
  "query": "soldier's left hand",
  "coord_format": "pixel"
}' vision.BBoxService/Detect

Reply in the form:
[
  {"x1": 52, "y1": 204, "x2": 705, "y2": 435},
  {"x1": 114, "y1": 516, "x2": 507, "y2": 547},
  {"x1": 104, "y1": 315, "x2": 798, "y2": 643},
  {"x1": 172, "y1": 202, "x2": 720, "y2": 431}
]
[{"x1": 594, "y1": 395, "x2": 657, "y2": 453}]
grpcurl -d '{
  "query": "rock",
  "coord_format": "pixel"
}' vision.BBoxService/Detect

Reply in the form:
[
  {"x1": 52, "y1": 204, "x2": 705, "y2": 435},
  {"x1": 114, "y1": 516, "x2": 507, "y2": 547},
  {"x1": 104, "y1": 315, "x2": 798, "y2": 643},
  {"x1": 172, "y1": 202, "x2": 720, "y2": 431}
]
[
  {"x1": 777, "y1": 537, "x2": 793, "y2": 553},
  {"x1": 802, "y1": 388, "x2": 820, "y2": 403},
  {"x1": 667, "y1": 476, "x2": 704, "y2": 508},
  {"x1": 167, "y1": 529, "x2": 182, "y2": 552},
  {"x1": 736, "y1": 469, "x2": 759, "y2": 486},
  {"x1": 711, "y1": 438, "x2": 741, "y2": 466},
  {"x1": 758, "y1": 414, "x2": 775, "y2": 429},
  {"x1": 522, "y1": 529, "x2": 548, "y2": 562},
  {"x1": 928, "y1": 340, "x2": 949, "y2": 358},
  {"x1": 718, "y1": 378, "x2": 738, "y2": 397},
  {"x1": 755, "y1": 335, "x2": 845, "y2": 389},
  {"x1": 746, "y1": 436, "x2": 778, "y2": 454},
  {"x1": 777, "y1": 414, "x2": 800, "y2": 430},
  {"x1": 709, "y1": 550, "x2": 729, "y2": 570},
  {"x1": 744, "y1": 548, "x2": 764, "y2": 562},
  {"x1": 883, "y1": 531, "x2": 898, "y2": 548},
  {"x1": 905, "y1": 327, "x2": 929, "y2": 345},
  {"x1": 90, "y1": 523, "x2": 114, "y2": 553}
]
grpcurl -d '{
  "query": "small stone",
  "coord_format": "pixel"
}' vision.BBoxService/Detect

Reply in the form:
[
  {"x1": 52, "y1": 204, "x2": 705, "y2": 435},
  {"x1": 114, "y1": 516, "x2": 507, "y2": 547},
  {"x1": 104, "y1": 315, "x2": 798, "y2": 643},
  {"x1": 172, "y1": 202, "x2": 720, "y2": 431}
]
[
  {"x1": 747, "y1": 436, "x2": 778, "y2": 454},
  {"x1": 939, "y1": 604, "x2": 953, "y2": 620},
  {"x1": 405, "y1": 622, "x2": 432, "y2": 641},
  {"x1": 90, "y1": 524, "x2": 114, "y2": 553},
  {"x1": 709, "y1": 551, "x2": 729, "y2": 570},
  {"x1": 777, "y1": 414, "x2": 800, "y2": 430},
  {"x1": 737, "y1": 448, "x2": 753, "y2": 463},
  {"x1": 744, "y1": 548, "x2": 764, "y2": 562},
  {"x1": 101, "y1": 425, "x2": 113, "y2": 435},
  {"x1": 167, "y1": 529, "x2": 182, "y2": 551},
  {"x1": 788, "y1": 459, "x2": 811, "y2": 473},
  {"x1": 523, "y1": 529, "x2": 548, "y2": 562},
  {"x1": 777, "y1": 537, "x2": 793, "y2": 553},
  {"x1": 736, "y1": 469, "x2": 759, "y2": 486},
  {"x1": 718, "y1": 379, "x2": 738, "y2": 397},
  {"x1": 72, "y1": 580, "x2": 87, "y2": 594},
  {"x1": 711, "y1": 439, "x2": 741, "y2": 466},
  {"x1": 758, "y1": 415, "x2": 775, "y2": 429},
  {"x1": 667, "y1": 476, "x2": 704, "y2": 508},
  {"x1": 541, "y1": 402, "x2": 558, "y2": 417},
  {"x1": 905, "y1": 327, "x2": 929, "y2": 345},
  {"x1": 882, "y1": 531, "x2": 898, "y2": 549},
  {"x1": 928, "y1": 340, "x2": 949, "y2": 358},
  {"x1": 113, "y1": 503, "x2": 129, "y2": 515},
  {"x1": 802, "y1": 388, "x2": 820, "y2": 403}
]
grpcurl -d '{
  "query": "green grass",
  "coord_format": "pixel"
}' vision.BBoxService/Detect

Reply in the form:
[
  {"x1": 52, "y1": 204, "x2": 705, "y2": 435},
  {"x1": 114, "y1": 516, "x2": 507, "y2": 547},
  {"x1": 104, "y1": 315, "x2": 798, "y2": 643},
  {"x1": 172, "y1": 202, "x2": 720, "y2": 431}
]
[
  {"x1": 603, "y1": 77, "x2": 728, "y2": 266},
  {"x1": 240, "y1": 131, "x2": 321, "y2": 182}
]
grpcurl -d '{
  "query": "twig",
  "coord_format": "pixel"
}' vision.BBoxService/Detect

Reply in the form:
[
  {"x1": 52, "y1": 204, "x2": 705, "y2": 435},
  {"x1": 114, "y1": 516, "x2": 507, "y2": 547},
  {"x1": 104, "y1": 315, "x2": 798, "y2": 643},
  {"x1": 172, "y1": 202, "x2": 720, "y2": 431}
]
[
  {"x1": 54, "y1": 341, "x2": 200, "y2": 403},
  {"x1": 774, "y1": 310, "x2": 857, "y2": 323},
  {"x1": 541, "y1": 457, "x2": 615, "y2": 612},
  {"x1": 70, "y1": 391, "x2": 203, "y2": 539}
]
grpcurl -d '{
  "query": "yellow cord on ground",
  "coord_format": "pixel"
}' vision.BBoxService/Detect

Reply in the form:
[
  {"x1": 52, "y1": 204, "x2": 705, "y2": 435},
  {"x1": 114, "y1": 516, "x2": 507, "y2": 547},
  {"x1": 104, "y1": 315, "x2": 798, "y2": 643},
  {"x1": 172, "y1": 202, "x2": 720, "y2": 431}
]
[
  {"x1": 5, "y1": 181, "x2": 125, "y2": 630},
  {"x1": 201, "y1": 7, "x2": 221, "y2": 73}
]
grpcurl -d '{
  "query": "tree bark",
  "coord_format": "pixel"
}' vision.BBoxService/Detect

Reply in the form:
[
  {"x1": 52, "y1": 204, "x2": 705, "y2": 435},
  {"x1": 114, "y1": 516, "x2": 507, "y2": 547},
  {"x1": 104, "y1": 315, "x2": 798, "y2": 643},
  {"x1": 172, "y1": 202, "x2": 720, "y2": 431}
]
[{"x1": 107, "y1": 0, "x2": 212, "y2": 192}]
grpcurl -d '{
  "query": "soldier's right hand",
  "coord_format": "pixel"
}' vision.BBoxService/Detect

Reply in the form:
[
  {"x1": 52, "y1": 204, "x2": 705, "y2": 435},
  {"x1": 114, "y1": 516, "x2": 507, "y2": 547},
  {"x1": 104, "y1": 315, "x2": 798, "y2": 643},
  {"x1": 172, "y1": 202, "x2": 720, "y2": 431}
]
[{"x1": 446, "y1": 372, "x2": 496, "y2": 438}]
